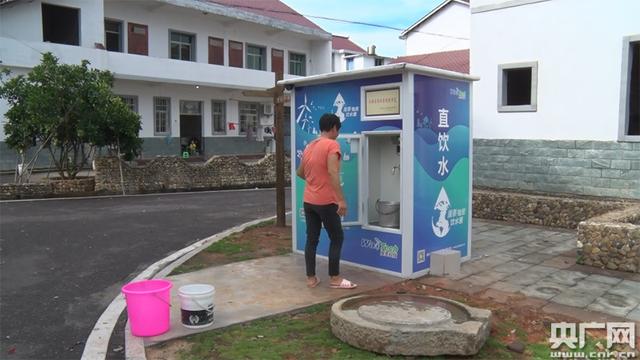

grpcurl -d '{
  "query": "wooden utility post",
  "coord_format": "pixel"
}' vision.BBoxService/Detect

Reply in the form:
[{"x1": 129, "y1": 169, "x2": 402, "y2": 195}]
[
  {"x1": 273, "y1": 85, "x2": 286, "y2": 227},
  {"x1": 245, "y1": 82, "x2": 286, "y2": 227}
]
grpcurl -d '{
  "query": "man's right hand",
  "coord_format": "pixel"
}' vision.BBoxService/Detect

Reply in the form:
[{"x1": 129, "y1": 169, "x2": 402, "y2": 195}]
[{"x1": 337, "y1": 200, "x2": 347, "y2": 217}]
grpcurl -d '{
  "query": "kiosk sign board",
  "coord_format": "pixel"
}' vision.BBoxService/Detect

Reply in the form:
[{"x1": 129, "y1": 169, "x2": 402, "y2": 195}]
[
  {"x1": 413, "y1": 75, "x2": 470, "y2": 272},
  {"x1": 365, "y1": 87, "x2": 400, "y2": 116}
]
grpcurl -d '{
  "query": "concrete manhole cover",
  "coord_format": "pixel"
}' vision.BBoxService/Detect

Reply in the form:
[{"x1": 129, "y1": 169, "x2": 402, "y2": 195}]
[
  {"x1": 331, "y1": 294, "x2": 491, "y2": 356},
  {"x1": 357, "y1": 300, "x2": 452, "y2": 326}
]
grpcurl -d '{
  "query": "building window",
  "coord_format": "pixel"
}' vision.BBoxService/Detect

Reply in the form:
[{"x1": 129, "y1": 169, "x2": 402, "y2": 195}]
[
  {"x1": 42, "y1": 3, "x2": 79, "y2": 46},
  {"x1": 498, "y1": 61, "x2": 538, "y2": 112},
  {"x1": 375, "y1": 58, "x2": 384, "y2": 66},
  {"x1": 239, "y1": 102, "x2": 259, "y2": 135},
  {"x1": 170, "y1": 31, "x2": 195, "y2": 61},
  {"x1": 154, "y1": 97, "x2": 171, "y2": 135},
  {"x1": 208, "y1": 37, "x2": 224, "y2": 65},
  {"x1": 128, "y1": 23, "x2": 148, "y2": 55},
  {"x1": 229, "y1": 40, "x2": 243, "y2": 68},
  {"x1": 272, "y1": 49, "x2": 284, "y2": 81},
  {"x1": 246, "y1": 45, "x2": 266, "y2": 71},
  {"x1": 212, "y1": 100, "x2": 226, "y2": 135},
  {"x1": 105, "y1": 19, "x2": 123, "y2": 52},
  {"x1": 621, "y1": 36, "x2": 640, "y2": 139},
  {"x1": 119, "y1": 95, "x2": 138, "y2": 113},
  {"x1": 289, "y1": 52, "x2": 306, "y2": 76},
  {"x1": 346, "y1": 58, "x2": 354, "y2": 71}
]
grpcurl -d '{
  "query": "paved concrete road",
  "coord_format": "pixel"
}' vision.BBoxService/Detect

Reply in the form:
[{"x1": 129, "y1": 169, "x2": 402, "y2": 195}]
[{"x1": 0, "y1": 189, "x2": 290, "y2": 360}]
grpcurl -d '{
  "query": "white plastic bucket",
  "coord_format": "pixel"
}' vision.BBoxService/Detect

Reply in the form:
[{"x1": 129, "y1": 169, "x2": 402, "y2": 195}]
[{"x1": 178, "y1": 284, "x2": 215, "y2": 329}]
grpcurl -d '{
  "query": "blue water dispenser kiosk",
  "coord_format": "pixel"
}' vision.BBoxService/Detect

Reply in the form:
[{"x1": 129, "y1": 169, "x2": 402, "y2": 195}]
[{"x1": 280, "y1": 63, "x2": 478, "y2": 278}]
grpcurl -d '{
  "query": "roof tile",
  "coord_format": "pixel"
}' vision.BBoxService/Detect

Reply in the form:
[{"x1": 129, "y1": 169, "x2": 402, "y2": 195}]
[
  {"x1": 391, "y1": 49, "x2": 469, "y2": 74},
  {"x1": 205, "y1": 0, "x2": 325, "y2": 32},
  {"x1": 331, "y1": 35, "x2": 366, "y2": 53}
]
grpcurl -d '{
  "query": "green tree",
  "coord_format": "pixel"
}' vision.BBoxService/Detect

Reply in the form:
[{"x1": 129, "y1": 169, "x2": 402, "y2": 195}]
[{"x1": 0, "y1": 52, "x2": 142, "y2": 181}]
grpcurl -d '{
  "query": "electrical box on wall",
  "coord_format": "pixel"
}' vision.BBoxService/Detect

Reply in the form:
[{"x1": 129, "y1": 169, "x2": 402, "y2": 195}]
[
  {"x1": 280, "y1": 63, "x2": 478, "y2": 278},
  {"x1": 262, "y1": 103, "x2": 274, "y2": 115},
  {"x1": 260, "y1": 103, "x2": 274, "y2": 126}
]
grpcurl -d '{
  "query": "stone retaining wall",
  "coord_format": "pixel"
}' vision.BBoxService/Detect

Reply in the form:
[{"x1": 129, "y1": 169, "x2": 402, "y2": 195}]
[
  {"x1": 472, "y1": 188, "x2": 629, "y2": 229},
  {"x1": 577, "y1": 205, "x2": 640, "y2": 273},
  {"x1": 0, "y1": 177, "x2": 96, "y2": 200},
  {"x1": 94, "y1": 154, "x2": 291, "y2": 194}
]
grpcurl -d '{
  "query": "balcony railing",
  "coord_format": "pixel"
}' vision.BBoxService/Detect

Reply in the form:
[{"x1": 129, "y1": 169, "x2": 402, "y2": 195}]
[{"x1": 0, "y1": 37, "x2": 275, "y2": 90}]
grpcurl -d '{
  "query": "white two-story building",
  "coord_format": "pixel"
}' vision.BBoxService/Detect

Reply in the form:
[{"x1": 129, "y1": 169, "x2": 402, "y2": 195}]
[
  {"x1": 471, "y1": 0, "x2": 640, "y2": 199},
  {"x1": 331, "y1": 35, "x2": 391, "y2": 72},
  {"x1": 0, "y1": 0, "x2": 332, "y2": 170}
]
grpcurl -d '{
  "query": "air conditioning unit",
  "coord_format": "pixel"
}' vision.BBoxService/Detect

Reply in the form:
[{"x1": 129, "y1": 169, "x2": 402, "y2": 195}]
[{"x1": 262, "y1": 103, "x2": 274, "y2": 116}]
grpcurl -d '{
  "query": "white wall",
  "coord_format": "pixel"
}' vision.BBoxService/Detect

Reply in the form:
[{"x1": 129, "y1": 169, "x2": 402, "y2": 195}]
[
  {"x1": 104, "y1": 1, "x2": 323, "y2": 74},
  {"x1": 0, "y1": 36, "x2": 276, "y2": 91},
  {"x1": 330, "y1": 53, "x2": 389, "y2": 72},
  {"x1": 0, "y1": 0, "x2": 332, "y2": 142},
  {"x1": 0, "y1": 0, "x2": 329, "y2": 77},
  {"x1": 361, "y1": 56, "x2": 375, "y2": 68},
  {"x1": 0, "y1": 0, "x2": 104, "y2": 47},
  {"x1": 471, "y1": 0, "x2": 640, "y2": 140},
  {"x1": 0, "y1": 0, "x2": 331, "y2": 140},
  {"x1": 112, "y1": 79, "x2": 270, "y2": 138},
  {"x1": 405, "y1": 1, "x2": 469, "y2": 55},
  {"x1": 0, "y1": 75, "x2": 264, "y2": 139},
  {"x1": 0, "y1": 75, "x2": 272, "y2": 146},
  {"x1": 331, "y1": 51, "x2": 357, "y2": 72},
  {"x1": 331, "y1": 52, "x2": 341, "y2": 72},
  {"x1": 310, "y1": 40, "x2": 332, "y2": 74}
]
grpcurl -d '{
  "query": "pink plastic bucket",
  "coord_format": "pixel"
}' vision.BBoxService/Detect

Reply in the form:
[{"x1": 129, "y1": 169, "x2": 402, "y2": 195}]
[{"x1": 122, "y1": 279, "x2": 173, "y2": 337}]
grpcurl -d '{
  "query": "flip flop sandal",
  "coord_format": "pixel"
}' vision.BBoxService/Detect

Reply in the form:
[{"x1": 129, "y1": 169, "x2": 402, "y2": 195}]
[
  {"x1": 330, "y1": 278, "x2": 357, "y2": 289},
  {"x1": 307, "y1": 277, "x2": 321, "y2": 288}
]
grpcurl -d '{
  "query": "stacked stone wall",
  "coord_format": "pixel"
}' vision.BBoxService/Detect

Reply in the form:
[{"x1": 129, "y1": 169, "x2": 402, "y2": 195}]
[
  {"x1": 0, "y1": 177, "x2": 95, "y2": 200},
  {"x1": 94, "y1": 154, "x2": 291, "y2": 194},
  {"x1": 577, "y1": 205, "x2": 640, "y2": 273},
  {"x1": 472, "y1": 188, "x2": 629, "y2": 229}
]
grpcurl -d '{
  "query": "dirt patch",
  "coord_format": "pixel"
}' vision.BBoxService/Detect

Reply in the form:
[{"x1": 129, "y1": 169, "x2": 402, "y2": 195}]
[
  {"x1": 170, "y1": 222, "x2": 292, "y2": 275},
  {"x1": 146, "y1": 338, "x2": 191, "y2": 360}
]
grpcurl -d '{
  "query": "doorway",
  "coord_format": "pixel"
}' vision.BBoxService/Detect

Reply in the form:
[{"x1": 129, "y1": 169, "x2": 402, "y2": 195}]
[
  {"x1": 363, "y1": 132, "x2": 402, "y2": 231},
  {"x1": 179, "y1": 100, "x2": 203, "y2": 156}
]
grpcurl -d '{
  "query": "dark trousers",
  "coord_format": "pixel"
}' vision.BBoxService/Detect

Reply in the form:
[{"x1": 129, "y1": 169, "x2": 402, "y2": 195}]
[{"x1": 303, "y1": 202, "x2": 344, "y2": 277}]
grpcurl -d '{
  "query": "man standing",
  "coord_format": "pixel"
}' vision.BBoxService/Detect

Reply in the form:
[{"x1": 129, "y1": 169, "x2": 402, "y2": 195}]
[{"x1": 296, "y1": 113, "x2": 357, "y2": 289}]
